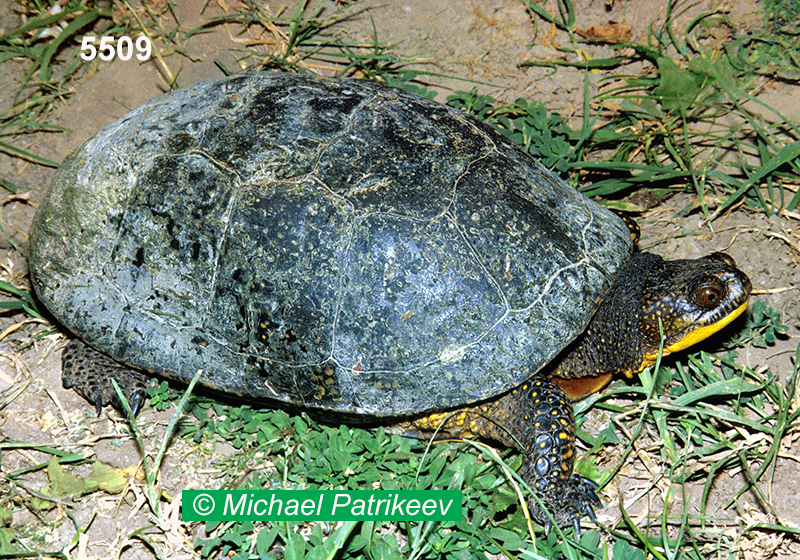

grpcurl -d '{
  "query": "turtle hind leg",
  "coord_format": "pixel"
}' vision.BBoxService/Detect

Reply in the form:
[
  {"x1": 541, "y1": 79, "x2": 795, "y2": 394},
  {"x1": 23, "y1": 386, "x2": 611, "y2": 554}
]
[{"x1": 61, "y1": 339, "x2": 148, "y2": 416}]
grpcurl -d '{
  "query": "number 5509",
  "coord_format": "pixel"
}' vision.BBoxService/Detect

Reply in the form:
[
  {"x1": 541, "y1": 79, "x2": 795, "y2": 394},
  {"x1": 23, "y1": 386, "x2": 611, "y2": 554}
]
[{"x1": 80, "y1": 36, "x2": 152, "y2": 62}]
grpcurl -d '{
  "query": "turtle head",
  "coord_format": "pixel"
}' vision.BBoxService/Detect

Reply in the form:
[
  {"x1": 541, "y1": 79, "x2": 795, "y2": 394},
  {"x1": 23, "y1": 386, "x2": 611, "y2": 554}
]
[
  {"x1": 638, "y1": 252, "x2": 752, "y2": 367},
  {"x1": 552, "y1": 250, "x2": 751, "y2": 400}
]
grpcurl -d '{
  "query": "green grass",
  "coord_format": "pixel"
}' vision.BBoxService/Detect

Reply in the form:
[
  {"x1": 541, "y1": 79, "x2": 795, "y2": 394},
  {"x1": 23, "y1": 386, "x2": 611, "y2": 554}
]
[
  {"x1": 760, "y1": 0, "x2": 800, "y2": 32},
  {"x1": 483, "y1": 1, "x2": 800, "y2": 220},
  {"x1": 181, "y1": 0, "x2": 422, "y2": 82},
  {"x1": 1, "y1": 0, "x2": 800, "y2": 558},
  {"x1": 0, "y1": 1, "x2": 121, "y2": 180}
]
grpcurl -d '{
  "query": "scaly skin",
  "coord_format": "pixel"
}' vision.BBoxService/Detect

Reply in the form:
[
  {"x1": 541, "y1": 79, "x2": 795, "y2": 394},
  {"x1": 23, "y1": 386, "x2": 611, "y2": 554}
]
[{"x1": 62, "y1": 340, "x2": 148, "y2": 416}]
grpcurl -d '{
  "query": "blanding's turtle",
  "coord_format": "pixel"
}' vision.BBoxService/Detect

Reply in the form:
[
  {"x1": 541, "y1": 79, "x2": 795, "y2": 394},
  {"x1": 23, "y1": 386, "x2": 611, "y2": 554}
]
[{"x1": 28, "y1": 73, "x2": 752, "y2": 531}]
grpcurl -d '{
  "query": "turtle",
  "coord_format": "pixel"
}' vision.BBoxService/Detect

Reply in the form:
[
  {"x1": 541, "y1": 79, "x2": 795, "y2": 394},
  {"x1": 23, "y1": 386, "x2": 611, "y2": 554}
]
[{"x1": 27, "y1": 72, "x2": 752, "y2": 532}]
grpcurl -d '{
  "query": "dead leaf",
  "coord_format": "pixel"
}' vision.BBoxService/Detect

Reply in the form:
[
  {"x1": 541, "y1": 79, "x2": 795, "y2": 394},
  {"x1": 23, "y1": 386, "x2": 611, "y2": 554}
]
[{"x1": 577, "y1": 22, "x2": 632, "y2": 42}]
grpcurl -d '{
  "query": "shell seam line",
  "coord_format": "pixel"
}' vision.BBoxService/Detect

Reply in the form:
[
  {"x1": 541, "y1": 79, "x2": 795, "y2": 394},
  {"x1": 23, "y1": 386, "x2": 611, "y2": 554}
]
[{"x1": 190, "y1": 148, "x2": 243, "y2": 332}]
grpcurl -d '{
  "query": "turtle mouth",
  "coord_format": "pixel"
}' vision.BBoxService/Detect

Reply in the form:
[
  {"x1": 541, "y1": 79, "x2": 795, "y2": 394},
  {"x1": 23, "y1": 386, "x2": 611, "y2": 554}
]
[{"x1": 659, "y1": 298, "x2": 748, "y2": 357}]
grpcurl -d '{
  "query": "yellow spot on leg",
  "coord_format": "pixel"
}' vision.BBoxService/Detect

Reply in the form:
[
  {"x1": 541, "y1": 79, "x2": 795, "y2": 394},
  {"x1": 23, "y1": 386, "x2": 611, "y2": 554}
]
[{"x1": 410, "y1": 409, "x2": 478, "y2": 437}]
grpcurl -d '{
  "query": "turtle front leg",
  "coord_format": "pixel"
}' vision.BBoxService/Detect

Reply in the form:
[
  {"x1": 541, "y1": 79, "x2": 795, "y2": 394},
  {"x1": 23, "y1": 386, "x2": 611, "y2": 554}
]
[
  {"x1": 483, "y1": 375, "x2": 601, "y2": 533},
  {"x1": 413, "y1": 374, "x2": 601, "y2": 533},
  {"x1": 61, "y1": 339, "x2": 149, "y2": 416}
]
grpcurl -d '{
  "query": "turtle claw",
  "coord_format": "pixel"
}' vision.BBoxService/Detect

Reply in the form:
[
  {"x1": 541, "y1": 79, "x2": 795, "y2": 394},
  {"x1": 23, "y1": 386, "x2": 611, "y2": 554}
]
[
  {"x1": 531, "y1": 474, "x2": 603, "y2": 536},
  {"x1": 127, "y1": 388, "x2": 147, "y2": 417},
  {"x1": 567, "y1": 476, "x2": 603, "y2": 531},
  {"x1": 584, "y1": 502, "x2": 598, "y2": 523},
  {"x1": 89, "y1": 380, "x2": 146, "y2": 417},
  {"x1": 577, "y1": 476, "x2": 603, "y2": 510},
  {"x1": 572, "y1": 517, "x2": 582, "y2": 540},
  {"x1": 540, "y1": 510, "x2": 585, "y2": 540}
]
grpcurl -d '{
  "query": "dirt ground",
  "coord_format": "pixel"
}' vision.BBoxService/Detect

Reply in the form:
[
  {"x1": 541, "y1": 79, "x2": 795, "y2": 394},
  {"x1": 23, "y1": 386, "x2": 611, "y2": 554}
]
[{"x1": 1, "y1": 0, "x2": 799, "y2": 558}]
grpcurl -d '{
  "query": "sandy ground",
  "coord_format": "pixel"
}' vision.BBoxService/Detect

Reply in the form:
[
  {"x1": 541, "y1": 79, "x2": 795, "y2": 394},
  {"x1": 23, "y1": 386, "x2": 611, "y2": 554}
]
[{"x1": 0, "y1": 0, "x2": 799, "y2": 558}]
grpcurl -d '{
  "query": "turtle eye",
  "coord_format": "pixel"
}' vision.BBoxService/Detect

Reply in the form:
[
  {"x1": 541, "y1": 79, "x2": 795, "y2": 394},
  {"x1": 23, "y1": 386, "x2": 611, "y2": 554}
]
[{"x1": 692, "y1": 278, "x2": 725, "y2": 309}]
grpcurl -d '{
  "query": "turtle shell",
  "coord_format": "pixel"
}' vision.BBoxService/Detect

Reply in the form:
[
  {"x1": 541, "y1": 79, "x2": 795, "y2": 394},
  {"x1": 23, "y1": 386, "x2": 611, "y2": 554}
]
[{"x1": 28, "y1": 72, "x2": 632, "y2": 417}]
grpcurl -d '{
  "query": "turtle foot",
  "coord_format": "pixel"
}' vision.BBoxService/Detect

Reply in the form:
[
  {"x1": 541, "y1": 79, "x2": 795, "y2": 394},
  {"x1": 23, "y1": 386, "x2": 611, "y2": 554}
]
[
  {"x1": 535, "y1": 475, "x2": 603, "y2": 537},
  {"x1": 61, "y1": 339, "x2": 148, "y2": 416}
]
